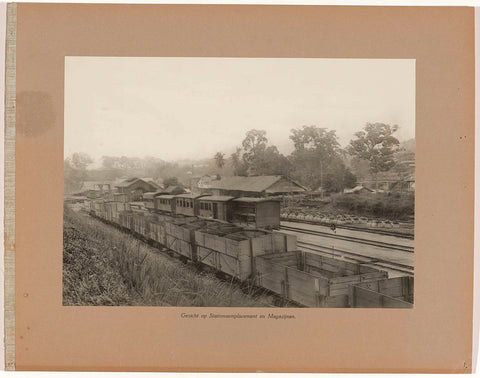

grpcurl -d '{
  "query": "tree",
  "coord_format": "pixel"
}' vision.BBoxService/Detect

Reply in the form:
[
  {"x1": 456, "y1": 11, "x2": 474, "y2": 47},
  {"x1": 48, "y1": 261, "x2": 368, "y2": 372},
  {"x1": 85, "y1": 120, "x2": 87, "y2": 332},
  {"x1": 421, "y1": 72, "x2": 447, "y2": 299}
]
[
  {"x1": 230, "y1": 147, "x2": 248, "y2": 176},
  {"x1": 347, "y1": 123, "x2": 400, "y2": 189},
  {"x1": 70, "y1": 152, "x2": 93, "y2": 170},
  {"x1": 241, "y1": 129, "x2": 268, "y2": 167},
  {"x1": 101, "y1": 156, "x2": 119, "y2": 170},
  {"x1": 251, "y1": 145, "x2": 291, "y2": 176},
  {"x1": 289, "y1": 126, "x2": 341, "y2": 190},
  {"x1": 214, "y1": 152, "x2": 226, "y2": 169},
  {"x1": 238, "y1": 129, "x2": 290, "y2": 176},
  {"x1": 163, "y1": 176, "x2": 180, "y2": 188},
  {"x1": 64, "y1": 152, "x2": 94, "y2": 194},
  {"x1": 322, "y1": 158, "x2": 357, "y2": 192}
]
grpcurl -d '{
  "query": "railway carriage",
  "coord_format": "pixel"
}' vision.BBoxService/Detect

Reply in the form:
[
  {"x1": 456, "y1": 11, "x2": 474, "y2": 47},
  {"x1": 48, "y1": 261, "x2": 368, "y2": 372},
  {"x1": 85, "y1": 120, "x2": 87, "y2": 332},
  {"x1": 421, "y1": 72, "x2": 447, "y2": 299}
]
[
  {"x1": 154, "y1": 195, "x2": 176, "y2": 213},
  {"x1": 79, "y1": 176, "x2": 413, "y2": 308},
  {"x1": 174, "y1": 193, "x2": 207, "y2": 217}
]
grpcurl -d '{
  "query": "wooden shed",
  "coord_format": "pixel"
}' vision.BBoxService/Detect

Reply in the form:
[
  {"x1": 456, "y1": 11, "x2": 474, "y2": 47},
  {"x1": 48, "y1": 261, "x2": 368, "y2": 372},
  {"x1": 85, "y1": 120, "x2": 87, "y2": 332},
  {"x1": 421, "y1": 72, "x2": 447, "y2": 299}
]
[
  {"x1": 208, "y1": 175, "x2": 307, "y2": 197},
  {"x1": 143, "y1": 191, "x2": 163, "y2": 210},
  {"x1": 175, "y1": 193, "x2": 207, "y2": 217},
  {"x1": 115, "y1": 178, "x2": 159, "y2": 201},
  {"x1": 229, "y1": 197, "x2": 281, "y2": 229},
  {"x1": 197, "y1": 195, "x2": 235, "y2": 222}
]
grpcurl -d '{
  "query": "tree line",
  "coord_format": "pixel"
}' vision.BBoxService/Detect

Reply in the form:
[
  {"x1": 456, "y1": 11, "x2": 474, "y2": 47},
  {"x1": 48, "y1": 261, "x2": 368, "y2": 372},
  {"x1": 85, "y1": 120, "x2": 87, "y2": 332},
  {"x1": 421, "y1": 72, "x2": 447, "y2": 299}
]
[
  {"x1": 64, "y1": 122, "x2": 402, "y2": 194},
  {"x1": 213, "y1": 123, "x2": 400, "y2": 192}
]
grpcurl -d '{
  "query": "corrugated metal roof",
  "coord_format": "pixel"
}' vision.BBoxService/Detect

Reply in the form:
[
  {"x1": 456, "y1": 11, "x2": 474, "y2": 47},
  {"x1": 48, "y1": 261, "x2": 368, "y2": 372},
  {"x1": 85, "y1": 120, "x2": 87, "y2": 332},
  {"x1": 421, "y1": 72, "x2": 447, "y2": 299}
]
[
  {"x1": 115, "y1": 178, "x2": 136, "y2": 187},
  {"x1": 175, "y1": 193, "x2": 208, "y2": 199},
  {"x1": 115, "y1": 178, "x2": 159, "y2": 189},
  {"x1": 77, "y1": 181, "x2": 113, "y2": 191},
  {"x1": 344, "y1": 185, "x2": 374, "y2": 193},
  {"x1": 156, "y1": 195, "x2": 176, "y2": 200},
  {"x1": 233, "y1": 197, "x2": 280, "y2": 203},
  {"x1": 143, "y1": 191, "x2": 164, "y2": 200},
  {"x1": 198, "y1": 195, "x2": 235, "y2": 202},
  {"x1": 208, "y1": 175, "x2": 284, "y2": 192},
  {"x1": 162, "y1": 185, "x2": 185, "y2": 194}
]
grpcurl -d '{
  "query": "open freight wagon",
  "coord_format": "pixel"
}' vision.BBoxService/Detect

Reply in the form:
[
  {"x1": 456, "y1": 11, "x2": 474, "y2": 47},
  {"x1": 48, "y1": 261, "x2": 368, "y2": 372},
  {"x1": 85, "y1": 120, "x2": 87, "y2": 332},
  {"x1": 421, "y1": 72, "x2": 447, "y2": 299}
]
[
  {"x1": 194, "y1": 227, "x2": 297, "y2": 280},
  {"x1": 255, "y1": 251, "x2": 413, "y2": 308},
  {"x1": 115, "y1": 207, "x2": 297, "y2": 281},
  {"x1": 88, "y1": 199, "x2": 413, "y2": 308}
]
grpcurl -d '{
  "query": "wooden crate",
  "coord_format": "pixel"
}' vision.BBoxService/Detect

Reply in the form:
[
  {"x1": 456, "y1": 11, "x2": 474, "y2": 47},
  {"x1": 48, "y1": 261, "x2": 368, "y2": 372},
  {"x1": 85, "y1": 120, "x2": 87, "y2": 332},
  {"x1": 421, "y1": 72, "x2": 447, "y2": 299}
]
[
  {"x1": 196, "y1": 246, "x2": 246, "y2": 278},
  {"x1": 165, "y1": 235, "x2": 193, "y2": 259},
  {"x1": 355, "y1": 276, "x2": 414, "y2": 303},
  {"x1": 350, "y1": 285, "x2": 413, "y2": 308},
  {"x1": 255, "y1": 251, "x2": 390, "y2": 308}
]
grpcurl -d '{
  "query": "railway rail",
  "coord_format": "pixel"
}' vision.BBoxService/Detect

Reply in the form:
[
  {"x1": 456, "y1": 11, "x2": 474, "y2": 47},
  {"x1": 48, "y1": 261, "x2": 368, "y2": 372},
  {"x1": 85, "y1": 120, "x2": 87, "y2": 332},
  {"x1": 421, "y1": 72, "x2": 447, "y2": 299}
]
[
  {"x1": 297, "y1": 241, "x2": 414, "y2": 277},
  {"x1": 281, "y1": 218, "x2": 414, "y2": 240},
  {"x1": 280, "y1": 224, "x2": 414, "y2": 253}
]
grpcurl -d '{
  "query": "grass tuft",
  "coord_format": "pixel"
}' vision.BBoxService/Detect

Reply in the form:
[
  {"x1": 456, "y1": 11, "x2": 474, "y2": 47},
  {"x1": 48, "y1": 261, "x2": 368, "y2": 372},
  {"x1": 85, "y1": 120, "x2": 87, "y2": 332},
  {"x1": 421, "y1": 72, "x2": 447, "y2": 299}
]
[{"x1": 63, "y1": 207, "x2": 278, "y2": 307}]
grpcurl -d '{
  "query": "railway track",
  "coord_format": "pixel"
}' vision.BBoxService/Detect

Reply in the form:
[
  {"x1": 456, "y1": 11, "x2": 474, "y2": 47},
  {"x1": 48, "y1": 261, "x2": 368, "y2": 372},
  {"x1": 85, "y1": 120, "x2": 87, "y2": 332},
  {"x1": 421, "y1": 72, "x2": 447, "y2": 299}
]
[
  {"x1": 281, "y1": 218, "x2": 414, "y2": 240},
  {"x1": 297, "y1": 241, "x2": 414, "y2": 276},
  {"x1": 280, "y1": 224, "x2": 414, "y2": 253}
]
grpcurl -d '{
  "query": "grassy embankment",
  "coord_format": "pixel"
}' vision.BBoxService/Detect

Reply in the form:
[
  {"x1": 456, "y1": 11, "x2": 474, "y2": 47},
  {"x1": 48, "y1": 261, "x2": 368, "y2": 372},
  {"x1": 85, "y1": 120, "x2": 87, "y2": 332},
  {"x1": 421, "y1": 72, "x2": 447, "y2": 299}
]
[{"x1": 63, "y1": 207, "x2": 276, "y2": 307}]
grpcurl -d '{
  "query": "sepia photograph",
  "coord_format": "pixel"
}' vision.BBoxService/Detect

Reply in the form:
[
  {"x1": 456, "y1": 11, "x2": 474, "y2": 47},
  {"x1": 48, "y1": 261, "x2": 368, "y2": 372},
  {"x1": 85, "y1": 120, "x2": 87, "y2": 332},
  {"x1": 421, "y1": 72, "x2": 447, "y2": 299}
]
[{"x1": 63, "y1": 57, "x2": 415, "y2": 308}]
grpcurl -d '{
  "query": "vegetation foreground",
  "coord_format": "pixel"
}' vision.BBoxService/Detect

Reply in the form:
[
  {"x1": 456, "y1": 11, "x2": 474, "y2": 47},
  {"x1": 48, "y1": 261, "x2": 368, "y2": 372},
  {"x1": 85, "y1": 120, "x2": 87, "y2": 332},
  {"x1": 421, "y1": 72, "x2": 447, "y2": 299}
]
[{"x1": 63, "y1": 207, "x2": 277, "y2": 307}]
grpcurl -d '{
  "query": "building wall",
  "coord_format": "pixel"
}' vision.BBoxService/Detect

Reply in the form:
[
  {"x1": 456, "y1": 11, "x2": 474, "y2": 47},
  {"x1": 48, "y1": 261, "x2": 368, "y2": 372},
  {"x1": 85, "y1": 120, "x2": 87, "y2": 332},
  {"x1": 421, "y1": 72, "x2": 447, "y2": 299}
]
[
  {"x1": 175, "y1": 198, "x2": 196, "y2": 217},
  {"x1": 154, "y1": 198, "x2": 174, "y2": 213},
  {"x1": 198, "y1": 201, "x2": 228, "y2": 221},
  {"x1": 256, "y1": 201, "x2": 280, "y2": 228}
]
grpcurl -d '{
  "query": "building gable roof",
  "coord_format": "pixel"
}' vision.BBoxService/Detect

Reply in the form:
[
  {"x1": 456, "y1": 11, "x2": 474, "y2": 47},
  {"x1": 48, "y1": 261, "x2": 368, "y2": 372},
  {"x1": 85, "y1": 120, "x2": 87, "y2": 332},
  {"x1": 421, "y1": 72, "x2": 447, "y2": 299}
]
[
  {"x1": 115, "y1": 177, "x2": 159, "y2": 189},
  {"x1": 162, "y1": 185, "x2": 185, "y2": 194},
  {"x1": 208, "y1": 175, "x2": 306, "y2": 193},
  {"x1": 77, "y1": 181, "x2": 114, "y2": 192}
]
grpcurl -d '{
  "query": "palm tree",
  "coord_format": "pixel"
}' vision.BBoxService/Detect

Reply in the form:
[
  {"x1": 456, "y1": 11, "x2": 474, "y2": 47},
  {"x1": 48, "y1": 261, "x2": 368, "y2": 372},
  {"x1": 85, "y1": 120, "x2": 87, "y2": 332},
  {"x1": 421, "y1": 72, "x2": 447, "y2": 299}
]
[{"x1": 214, "y1": 152, "x2": 225, "y2": 169}]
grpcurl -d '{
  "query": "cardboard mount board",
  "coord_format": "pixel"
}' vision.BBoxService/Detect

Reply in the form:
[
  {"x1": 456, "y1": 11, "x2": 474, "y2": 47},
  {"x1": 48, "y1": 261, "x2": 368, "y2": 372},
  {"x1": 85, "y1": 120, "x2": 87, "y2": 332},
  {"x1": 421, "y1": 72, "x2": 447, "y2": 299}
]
[{"x1": 4, "y1": 3, "x2": 475, "y2": 372}]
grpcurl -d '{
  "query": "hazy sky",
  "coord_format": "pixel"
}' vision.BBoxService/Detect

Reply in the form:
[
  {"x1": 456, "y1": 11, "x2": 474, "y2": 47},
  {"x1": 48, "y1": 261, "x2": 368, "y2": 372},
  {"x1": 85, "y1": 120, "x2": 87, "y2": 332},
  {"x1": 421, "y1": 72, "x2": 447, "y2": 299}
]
[{"x1": 65, "y1": 57, "x2": 415, "y2": 164}]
